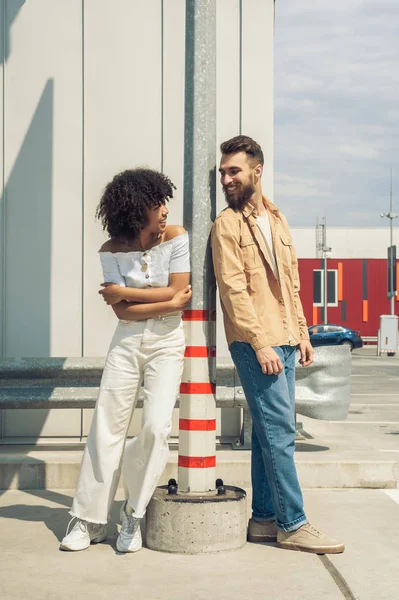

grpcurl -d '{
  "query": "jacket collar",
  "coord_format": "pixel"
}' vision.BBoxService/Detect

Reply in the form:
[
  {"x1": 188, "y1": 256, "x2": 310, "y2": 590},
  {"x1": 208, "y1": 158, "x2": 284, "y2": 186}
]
[{"x1": 242, "y1": 196, "x2": 280, "y2": 219}]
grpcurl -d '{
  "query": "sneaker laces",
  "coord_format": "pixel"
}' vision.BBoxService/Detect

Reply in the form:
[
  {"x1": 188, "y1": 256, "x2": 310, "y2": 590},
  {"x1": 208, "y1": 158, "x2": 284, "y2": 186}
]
[
  {"x1": 304, "y1": 524, "x2": 322, "y2": 536},
  {"x1": 124, "y1": 514, "x2": 140, "y2": 536}
]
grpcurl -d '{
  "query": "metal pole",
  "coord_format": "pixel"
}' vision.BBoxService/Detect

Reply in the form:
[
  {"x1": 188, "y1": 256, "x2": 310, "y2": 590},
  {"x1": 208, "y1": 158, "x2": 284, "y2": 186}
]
[
  {"x1": 390, "y1": 168, "x2": 395, "y2": 315},
  {"x1": 323, "y1": 254, "x2": 328, "y2": 324},
  {"x1": 179, "y1": 0, "x2": 217, "y2": 493},
  {"x1": 323, "y1": 219, "x2": 328, "y2": 324},
  {"x1": 381, "y1": 168, "x2": 398, "y2": 315}
]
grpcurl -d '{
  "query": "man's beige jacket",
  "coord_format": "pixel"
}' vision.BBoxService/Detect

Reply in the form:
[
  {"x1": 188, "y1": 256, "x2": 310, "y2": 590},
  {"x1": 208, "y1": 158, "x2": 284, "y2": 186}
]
[{"x1": 211, "y1": 198, "x2": 309, "y2": 351}]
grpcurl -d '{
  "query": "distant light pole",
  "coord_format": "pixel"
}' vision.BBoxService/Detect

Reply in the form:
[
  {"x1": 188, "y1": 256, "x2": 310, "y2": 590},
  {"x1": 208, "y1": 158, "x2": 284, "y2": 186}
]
[
  {"x1": 380, "y1": 168, "x2": 398, "y2": 315},
  {"x1": 319, "y1": 217, "x2": 332, "y2": 324}
]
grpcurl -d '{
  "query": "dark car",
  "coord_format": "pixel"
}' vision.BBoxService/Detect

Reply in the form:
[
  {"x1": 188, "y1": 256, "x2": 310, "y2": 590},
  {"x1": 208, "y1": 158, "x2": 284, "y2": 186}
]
[{"x1": 308, "y1": 324, "x2": 363, "y2": 351}]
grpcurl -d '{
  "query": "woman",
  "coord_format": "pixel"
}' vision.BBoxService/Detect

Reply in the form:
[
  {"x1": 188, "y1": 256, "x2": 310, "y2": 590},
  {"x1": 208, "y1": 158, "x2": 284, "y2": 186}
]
[{"x1": 61, "y1": 168, "x2": 191, "y2": 553}]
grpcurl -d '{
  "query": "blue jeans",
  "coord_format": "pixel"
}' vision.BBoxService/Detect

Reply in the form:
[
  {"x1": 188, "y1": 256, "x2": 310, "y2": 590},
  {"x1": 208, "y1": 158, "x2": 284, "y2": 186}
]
[{"x1": 229, "y1": 342, "x2": 307, "y2": 532}]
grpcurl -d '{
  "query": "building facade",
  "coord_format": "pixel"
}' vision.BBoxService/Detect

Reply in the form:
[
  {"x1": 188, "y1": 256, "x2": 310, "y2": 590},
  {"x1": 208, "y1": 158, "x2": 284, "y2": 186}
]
[{"x1": 292, "y1": 227, "x2": 399, "y2": 338}]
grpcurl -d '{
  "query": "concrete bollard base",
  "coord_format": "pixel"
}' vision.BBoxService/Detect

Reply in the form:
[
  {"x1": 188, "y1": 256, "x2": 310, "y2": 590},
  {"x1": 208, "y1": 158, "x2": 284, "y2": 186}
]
[{"x1": 145, "y1": 485, "x2": 247, "y2": 554}]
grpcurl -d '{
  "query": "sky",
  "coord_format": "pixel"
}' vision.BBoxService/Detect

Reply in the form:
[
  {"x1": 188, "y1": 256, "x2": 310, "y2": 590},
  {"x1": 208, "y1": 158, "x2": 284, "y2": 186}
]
[{"x1": 274, "y1": 0, "x2": 399, "y2": 227}]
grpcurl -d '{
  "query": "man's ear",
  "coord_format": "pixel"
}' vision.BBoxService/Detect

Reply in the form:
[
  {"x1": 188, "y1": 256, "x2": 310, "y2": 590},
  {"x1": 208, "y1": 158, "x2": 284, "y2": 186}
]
[{"x1": 254, "y1": 163, "x2": 263, "y2": 181}]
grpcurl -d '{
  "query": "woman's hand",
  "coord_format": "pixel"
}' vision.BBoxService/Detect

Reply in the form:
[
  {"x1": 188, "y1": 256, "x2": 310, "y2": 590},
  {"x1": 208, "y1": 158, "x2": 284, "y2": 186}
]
[
  {"x1": 170, "y1": 285, "x2": 192, "y2": 310},
  {"x1": 98, "y1": 283, "x2": 124, "y2": 305}
]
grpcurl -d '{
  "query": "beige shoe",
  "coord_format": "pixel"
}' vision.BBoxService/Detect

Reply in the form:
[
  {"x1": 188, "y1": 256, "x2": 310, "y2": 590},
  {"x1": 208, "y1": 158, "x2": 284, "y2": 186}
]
[
  {"x1": 277, "y1": 524, "x2": 345, "y2": 554},
  {"x1": 247, "y1": 518, "x2": 278, "y2": 543}
]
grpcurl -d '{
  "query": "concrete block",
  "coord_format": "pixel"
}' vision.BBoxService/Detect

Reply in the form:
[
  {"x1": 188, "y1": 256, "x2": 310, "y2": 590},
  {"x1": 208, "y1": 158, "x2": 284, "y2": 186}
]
[{"x1": 146, "y1": 485, "x2": 247, "y2": 554}]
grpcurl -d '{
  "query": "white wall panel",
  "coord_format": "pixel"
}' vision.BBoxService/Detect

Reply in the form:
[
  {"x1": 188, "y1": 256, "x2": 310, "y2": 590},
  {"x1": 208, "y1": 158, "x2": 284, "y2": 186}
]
[
  {"x1": 83, "y1": 0, "x2": 163, "y2": 356},
  {"x1": 215, "y1": 0, "x2": 242, "y2": 359},
  {"x1": 3, "y1": 0, "x2": 82, "y2": 357},
  {"x1": 216, "y1": 0, "x2": 241, "y2": 215},
  {"x1": 0, "y1": 2, "x2": 5, "y2": 357},
  {"x1": 242, "y1": 0, "x2": 274, "y2": 200},
  {"x1": 162, "y1": 0, "x2": 185, "y2": 227}
]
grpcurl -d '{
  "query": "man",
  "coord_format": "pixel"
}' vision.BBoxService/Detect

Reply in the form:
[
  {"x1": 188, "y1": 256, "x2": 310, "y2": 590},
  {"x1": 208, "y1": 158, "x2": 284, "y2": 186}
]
[{"x1": 211, "y1": 135, "x2": 344, "y2": 554}]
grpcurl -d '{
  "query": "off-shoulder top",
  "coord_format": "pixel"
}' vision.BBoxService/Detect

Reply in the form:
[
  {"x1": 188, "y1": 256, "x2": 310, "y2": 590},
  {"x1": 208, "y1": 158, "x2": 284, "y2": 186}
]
[{"x1": 99, "y1": 232, "x2": 190, "y2": 288}]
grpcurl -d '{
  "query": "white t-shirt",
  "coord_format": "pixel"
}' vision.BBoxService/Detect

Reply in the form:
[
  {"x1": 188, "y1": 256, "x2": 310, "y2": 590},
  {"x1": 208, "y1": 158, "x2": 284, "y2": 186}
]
[
  {"x1": 256, "y1": 214, "x2": 279, "y2": 279},
  {"x1": 99, "y1": 232, "x2": 190, "y2": 288}
]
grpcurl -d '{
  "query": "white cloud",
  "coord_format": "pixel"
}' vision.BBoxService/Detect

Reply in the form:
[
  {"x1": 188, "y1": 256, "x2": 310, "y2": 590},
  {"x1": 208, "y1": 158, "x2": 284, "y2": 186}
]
[
  {"x1": 274, "y1": 0, "x2": 399, "y2": 226},
  {"x1": 275, "y1": 173, "x2": 332, "y2": 198},
  {"x1": 338, "y1": 144, "x2": 379, "y2": 159}
]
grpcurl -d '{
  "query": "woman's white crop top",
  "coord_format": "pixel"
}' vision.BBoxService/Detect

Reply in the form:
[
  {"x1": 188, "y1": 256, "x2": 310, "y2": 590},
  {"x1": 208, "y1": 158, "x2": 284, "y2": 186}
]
[{"x1": 99, "y1": 232, "x2": 190, "y2": 288}]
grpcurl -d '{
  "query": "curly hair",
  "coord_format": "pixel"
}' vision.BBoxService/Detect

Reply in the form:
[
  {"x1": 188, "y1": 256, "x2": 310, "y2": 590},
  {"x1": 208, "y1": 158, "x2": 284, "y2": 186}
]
[{"x1": 96, "y1": 168, "x2": 176, "y2": 240}]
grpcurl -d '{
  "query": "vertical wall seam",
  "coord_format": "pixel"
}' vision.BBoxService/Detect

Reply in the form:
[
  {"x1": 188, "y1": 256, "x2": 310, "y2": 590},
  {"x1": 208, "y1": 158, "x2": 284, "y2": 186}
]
[
  {"x1": 239, "y1": 0, "x2": 242, "y2": 134},
  {"x1": 81, "y1": 0, "x2": 85, "y2": 357},
  {"x1": 161, "y1": 0, "x2": 164, "y2": 172},
  {"x1": 1, "y1": 0, "x2": 6, "y2": 437},
  {"x1": 1, "y1": 0, "x2": 6, "y2": 358}
]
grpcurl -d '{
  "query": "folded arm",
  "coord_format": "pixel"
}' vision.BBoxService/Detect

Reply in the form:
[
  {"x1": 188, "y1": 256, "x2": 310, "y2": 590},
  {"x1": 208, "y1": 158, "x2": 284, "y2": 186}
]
[
  {"x1": 99, "y1": 272, "x2": 189, "y2": 305},
  {"x1": 102, "y1": 272, "x2": 191, "y2": 320},
  {"x1": 111, "y1": 285, "x2": 191, "y2": 321}
]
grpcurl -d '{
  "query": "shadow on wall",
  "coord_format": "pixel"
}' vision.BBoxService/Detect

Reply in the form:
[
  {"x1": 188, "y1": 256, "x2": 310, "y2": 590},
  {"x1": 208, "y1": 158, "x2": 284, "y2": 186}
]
[
  {"x1": 3, "y1": 79, "x2": 53, "y2": 356},
  {"x1": 0, "y1": 3, "x2": 57, "y2": 500},
  {"x1": 1, "y1": 0, "x2": 25, "y2": 63},
  {"x1": 0, "y1": 79, "x2": 55, "y2": 488}
]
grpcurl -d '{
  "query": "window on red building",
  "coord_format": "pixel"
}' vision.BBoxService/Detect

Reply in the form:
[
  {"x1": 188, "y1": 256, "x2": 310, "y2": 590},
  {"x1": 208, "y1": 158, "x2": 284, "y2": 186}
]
[{"x1": 313, "y1": 269, "x2": 338, "y2": 307}]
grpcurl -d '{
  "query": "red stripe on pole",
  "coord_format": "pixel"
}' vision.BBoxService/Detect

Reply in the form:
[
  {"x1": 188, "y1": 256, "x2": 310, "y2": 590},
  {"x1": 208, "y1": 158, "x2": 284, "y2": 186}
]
[
  {"x1": 184, "y1": 346, "x2": 216, "y2": 358},
  {"x1": 179, "y1": 419, "x2": 216, "y2": 431},
  {"x1": 178, "y1": 456, "x2": 216, "y2": 468},
  {"x1": 180, "y1": 382, "x2": 216, "y2": 394},
  {"x1": 183, "y1": 310, "x2": 208, "y2": 321},
  {"x1": 183, "y1": 310, "x2": 216, "y2": 321}
]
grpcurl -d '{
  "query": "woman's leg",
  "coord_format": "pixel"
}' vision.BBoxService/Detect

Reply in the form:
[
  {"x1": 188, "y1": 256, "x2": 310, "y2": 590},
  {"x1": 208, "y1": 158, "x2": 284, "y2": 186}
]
[
  {"x1": 122, "y1": 318, "x2": 185, "y2": 518},
  {"x1": 70, "y1": 323, "x2": 144, "y2": 524}
]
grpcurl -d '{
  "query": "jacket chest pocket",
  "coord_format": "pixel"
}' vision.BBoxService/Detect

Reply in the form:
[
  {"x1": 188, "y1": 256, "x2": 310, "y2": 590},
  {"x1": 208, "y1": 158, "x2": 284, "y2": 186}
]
[
  {"x1": 279, "y1": 234, "x2": 293, "y2": 269},
  {"x1": 240, "y1": 236, "x2": 262, "y2": 270}
]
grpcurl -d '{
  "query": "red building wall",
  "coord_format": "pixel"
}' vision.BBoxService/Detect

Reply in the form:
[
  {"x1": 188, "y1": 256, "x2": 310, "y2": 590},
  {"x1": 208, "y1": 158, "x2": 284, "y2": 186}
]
[{"x1": 298, "y1": 258, "x2": 399, "y2": 337}]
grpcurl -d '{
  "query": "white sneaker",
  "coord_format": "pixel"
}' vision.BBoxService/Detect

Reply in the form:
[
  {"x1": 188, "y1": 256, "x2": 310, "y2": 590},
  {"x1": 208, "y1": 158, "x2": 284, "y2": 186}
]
[
  {"x1": 60, "y1": 517, "x2": 107, "y2": 551},
  {"x1": 116, "y1": 501, "x2": 142, "y2": 553}
]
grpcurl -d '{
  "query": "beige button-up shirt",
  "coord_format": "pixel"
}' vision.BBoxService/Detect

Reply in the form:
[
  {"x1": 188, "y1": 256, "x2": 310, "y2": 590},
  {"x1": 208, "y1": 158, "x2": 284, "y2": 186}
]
[{"x1": 211, "y1": 198, "x2": 309, "y2": 351}]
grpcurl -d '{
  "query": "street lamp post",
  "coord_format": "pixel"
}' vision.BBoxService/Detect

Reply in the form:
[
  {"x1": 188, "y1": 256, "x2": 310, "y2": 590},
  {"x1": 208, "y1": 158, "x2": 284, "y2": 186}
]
[
  {"x1": 319, "y1": 218, "x2": 331, "y2": 324},
  {"x1": 380, "y1": 168, "x2": 398, "y2": 315}
]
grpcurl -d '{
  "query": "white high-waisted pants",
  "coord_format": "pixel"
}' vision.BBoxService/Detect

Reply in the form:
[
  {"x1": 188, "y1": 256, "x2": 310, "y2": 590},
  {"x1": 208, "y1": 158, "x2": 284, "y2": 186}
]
[{"x1": 70, "y1": 314, "x2": 185, "y2": 524}]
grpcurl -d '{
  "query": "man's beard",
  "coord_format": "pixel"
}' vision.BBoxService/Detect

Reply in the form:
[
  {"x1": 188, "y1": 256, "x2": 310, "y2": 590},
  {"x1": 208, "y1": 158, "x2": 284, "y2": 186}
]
[{"x1": 223, "y1": 182, "x2": 255, "y2": 211}]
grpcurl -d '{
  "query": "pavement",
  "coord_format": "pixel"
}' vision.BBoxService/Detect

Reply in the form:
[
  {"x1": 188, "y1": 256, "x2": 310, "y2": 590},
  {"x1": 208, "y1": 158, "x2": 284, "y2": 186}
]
[
  {"x1": 0, "y1": 346, "x2": 398, "y2": 599},
  {"x1": 0, "y1": 487, "x2": 398, "y2": 600}
]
